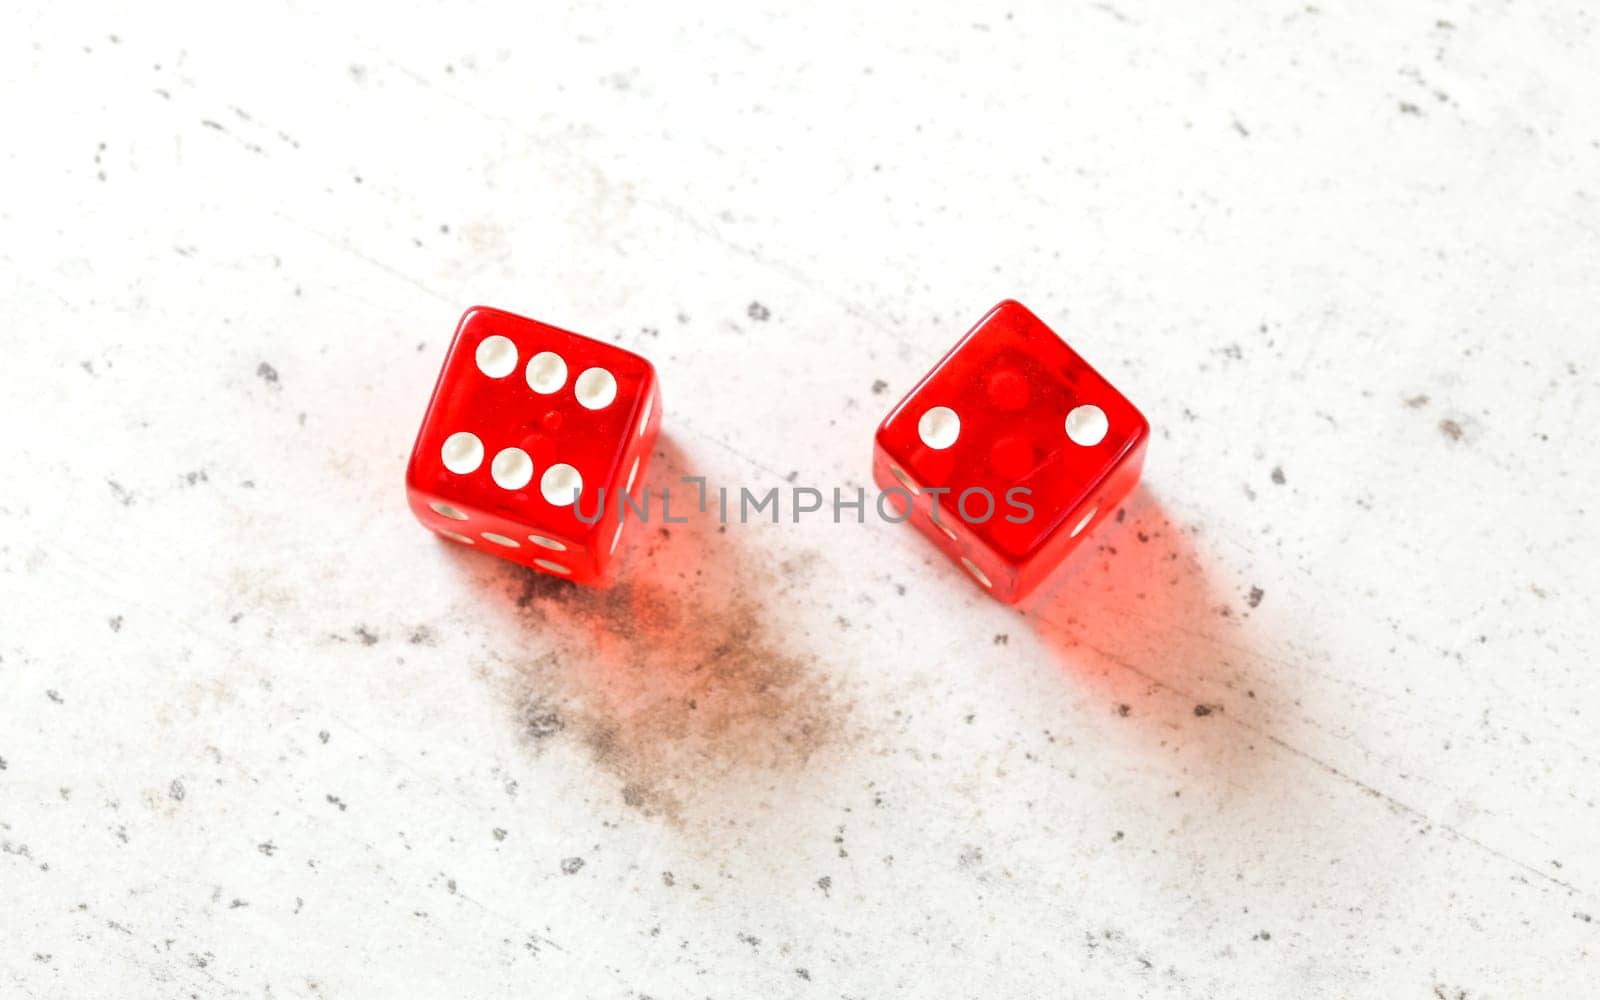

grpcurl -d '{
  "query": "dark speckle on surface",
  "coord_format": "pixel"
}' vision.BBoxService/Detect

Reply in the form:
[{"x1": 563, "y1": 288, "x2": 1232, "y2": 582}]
[
  {"x1": 256, "y1": 362, "x2": 280, "y2": 385},
  {"x1": 1270, "y1": 466, "x2": 1286, "y2": 485},
  {"x1": 1193, "y1": 704, "x2": 1216, "y2": 717},
  {"x1": 560, "y1": 857, "x2": 585, "y2": 874},
  {"x1": 1247, "y1": 586, "x2": 1264, "y2": 609},
  {"x1": 871, "y1": 379, "x2": 888, "y2": 394},
  {"x1": 492, "y1": 828, "x2": 507, "y2": 841},
  {"x1": 746, "y1": 301, "x2": 771, "y2": 321},
  {"x1": 108, "y1": 615, "x2": 123, "y2": 632},
  {"x1": 521, "y1": 698, "x2": 564, "y2": 740},
  {"x1": 1439, "y1": 418, "x2": 1464, "y2": 442}
]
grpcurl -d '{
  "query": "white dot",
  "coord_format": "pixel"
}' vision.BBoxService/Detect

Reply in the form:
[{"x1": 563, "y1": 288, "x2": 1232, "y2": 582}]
[
  {"x1": 528, "y1": 534, "x2": 567, "y2": 551},
  {"x1": 890, "y1": 464, "x2": 921, "y2": 496},
  {"x1": 574, "y1": 367, "x2": 617, "y2": 410},
  {"x1": 1071, "y1": 506, "x2": 1098, "y2": 538},
  {"x1": 960, "y1": 557, "x2": 991, "y2": 588},
  {"x1": 440, "y1": 432, "x2": 483, "y2": 474},
  {"x1": 918, "y1": 406, "x2": 960, "y2": 450},
  {"x1": 475, "y1": 336, "x2": 518, "y2": 378},
  {"x1": 637, "y1": 393, "x2": 653, "y2": 436},
  {"x1": 525, "y1": 351, "x2": 567, "y2": 394},
  {"x1": 610, "y1": 520, "x2": 625, "y2": 554},
  {"x1": 429, "y1": 501, "x2": 469, "y2": 521},
  {"x1": 1065, "y1": 404, "x2": 1109, "y2": 446},
  {"x1": 482, "y1": 532, "x2": 520, "y2": 547},
  {"x1": 491, "y1": 448, "x2": 534, "y2": 490},
  {"x1": 626, "y1": 456, "x2": 640, "y2": 493},
  {"x1": 533, "y1": 558, "x2": 571, "y2": 575},
  {"x1": 540, "y1": 463, "x2": 583, "y2": 506},
  {"x1": 438, "y1": 529, "x2": 473, "y2": 544}
]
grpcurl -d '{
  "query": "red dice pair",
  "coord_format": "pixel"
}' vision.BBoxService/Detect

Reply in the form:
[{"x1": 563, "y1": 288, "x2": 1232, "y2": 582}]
[{"x1": 406, "y1": 301, "x2": 1146, "y2": 601}]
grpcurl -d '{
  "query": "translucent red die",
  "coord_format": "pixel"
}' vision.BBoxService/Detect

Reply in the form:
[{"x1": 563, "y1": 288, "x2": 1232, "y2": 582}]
[
  {"x1": 406, "y1": 306, "x2": 661, "y2": 584},
  {"x1": 873, "y1": 300, "x2": 1149, "y2": 603}
]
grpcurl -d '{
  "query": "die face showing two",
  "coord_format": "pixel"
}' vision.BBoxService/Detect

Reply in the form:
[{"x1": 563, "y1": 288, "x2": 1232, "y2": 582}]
[
  {"x1": 873, "y1": 300, "x2": 1149, "y2": 604},
  {"x1": 406, "y1": 307, "x2": 661, "y2": 584}
]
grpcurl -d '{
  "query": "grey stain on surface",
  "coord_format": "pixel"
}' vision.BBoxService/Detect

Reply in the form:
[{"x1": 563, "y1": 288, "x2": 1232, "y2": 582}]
[
  {"x1": 520, "y1": 698, "x2": 564, "y2": 740},
  {"x1": 487, "y1": 444, "x2": 855, "y2": 825}
]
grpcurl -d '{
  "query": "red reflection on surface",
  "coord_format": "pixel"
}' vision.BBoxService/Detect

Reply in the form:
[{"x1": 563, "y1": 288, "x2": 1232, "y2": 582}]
[{"x1": 1019, "y1": 485, "x2": 1282, "y2": 737}]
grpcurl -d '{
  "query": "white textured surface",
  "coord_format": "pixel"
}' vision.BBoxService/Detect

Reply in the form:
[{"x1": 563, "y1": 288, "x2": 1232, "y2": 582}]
[{"x1": 3, "y1": 2, "x2": 1599, "y2": 997}]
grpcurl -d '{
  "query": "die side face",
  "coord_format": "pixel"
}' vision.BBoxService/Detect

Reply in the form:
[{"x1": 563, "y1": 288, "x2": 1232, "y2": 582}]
[
  {"x1": 873, "y1": 300, "x2": 1148, "y2": 603},
  {"x1": 406, "y1": 306, "x2": 661, "y2": 584}
]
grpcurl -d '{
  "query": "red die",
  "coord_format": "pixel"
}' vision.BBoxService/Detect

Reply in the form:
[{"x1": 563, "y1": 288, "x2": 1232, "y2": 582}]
[
  {"x1": 406, "y1": 306, "x2": 661, "y2": 584},
  {"x1": 873, "y1": 300, "x2": 1148, "y2": 604}
]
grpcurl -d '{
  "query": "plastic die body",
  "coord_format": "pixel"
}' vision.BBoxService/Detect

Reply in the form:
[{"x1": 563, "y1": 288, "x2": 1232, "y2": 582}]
[
  {"x1": 873, "y1": 300, "x2": 1148, "y2": 603},
  {"x1": 406, "y1": 306, "x2": 661, "y2": 584}
]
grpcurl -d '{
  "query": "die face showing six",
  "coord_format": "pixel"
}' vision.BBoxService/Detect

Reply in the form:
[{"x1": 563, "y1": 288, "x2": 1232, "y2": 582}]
[
  {"x1": 873, "y1": 300, "x2": 1149, "y2": 603},
  {"x1": 406, "y1": 306, "x2": 661, "y2": 584}
]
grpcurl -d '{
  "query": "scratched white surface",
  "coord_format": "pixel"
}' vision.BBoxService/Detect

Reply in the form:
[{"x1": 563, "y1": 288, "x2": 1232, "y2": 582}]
[{"x1": 3, "y1": 2, "x2": 1599, "y2": 997}]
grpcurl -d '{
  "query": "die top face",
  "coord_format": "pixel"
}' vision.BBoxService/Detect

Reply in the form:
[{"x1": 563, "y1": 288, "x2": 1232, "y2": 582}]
[
  {"x1": 406, "y1": 307, "x2": 658, "y2": 555},
  {"x1": 875, "y1": 300, "x2": 1148, "y2": 562}
]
